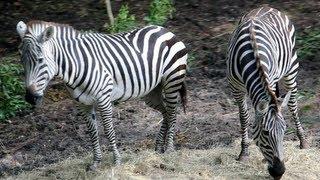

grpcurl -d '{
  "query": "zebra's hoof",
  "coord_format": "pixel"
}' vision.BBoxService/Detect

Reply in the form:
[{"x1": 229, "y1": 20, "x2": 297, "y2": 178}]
[
  {"x1": 237, "y1": 154, "x2": 249, "y2": 162},
  {"x1": 86, "y1": 162, "x2": 100, "y2": 171},
  {"x1": 165, "y1": 146, "x2": 175, "y2": 153},
  {"x1": 113, "y1": 157, "x2": 121, "y2": 166},
  {"x1": 262, "y1": 158, "x2": 268, "y2": 163},
  {"x1": 300, "y1": 140, "x2": 309, "y2": 149},
  {"x1": 155, "y1": 146, "x2": 165, "y2": 154}
]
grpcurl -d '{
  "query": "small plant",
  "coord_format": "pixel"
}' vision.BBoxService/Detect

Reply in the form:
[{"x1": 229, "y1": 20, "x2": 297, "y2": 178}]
[
  {"x1": 145, "y1": 0, "x2": 175, "y2": 26},
  {"x1": 297, "y1": 90, "x2": 316, "y2": 100},
  {"x1": 187, "y1": 52, "x2": 197, "y2": 68},
  {"x1": 297, "y1": 28, "x2": 320, "y2": 60},
  {"x1": 0, "y1": 60, "x2": 30, "y2": 121},
  {"x1": 107, "y1": 4, "x2": 137, "y2": 33}
]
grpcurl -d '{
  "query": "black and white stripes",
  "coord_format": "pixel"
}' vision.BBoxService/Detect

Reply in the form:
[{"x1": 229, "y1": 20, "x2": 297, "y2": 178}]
[
  {"x1": 227, "y1": 6, "x2": 307, "y2": 178},
  {"x1": 17, "y1": 20, "x2": 188, "y2": 169}
]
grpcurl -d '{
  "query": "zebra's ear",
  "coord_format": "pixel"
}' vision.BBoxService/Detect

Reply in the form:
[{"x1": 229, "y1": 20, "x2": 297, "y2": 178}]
[
  {"x1": 278, "y1": 91, "x2": 291, "y2": 109},
  {"x1": 256, "y1": 99, "x2": 268, "y2": 114},
  {"x1": 39, "y1": 26, "x2": 54, "y2": 43},
  {"x1": 17, "y1": 21, "x2": 27, "y2": 39}
]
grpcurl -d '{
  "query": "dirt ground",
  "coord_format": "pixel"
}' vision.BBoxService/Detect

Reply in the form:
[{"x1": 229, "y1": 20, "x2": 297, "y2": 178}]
[{"x1": 0, "y1": 0, "x2": 320, "y2": 178}]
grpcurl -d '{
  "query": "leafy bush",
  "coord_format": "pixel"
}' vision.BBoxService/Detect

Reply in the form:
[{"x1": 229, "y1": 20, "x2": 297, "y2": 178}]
[
  {"x1": 108, "y1": 4, "x2": 137, "y2": 33},
  {"x1": 0, "y1": 61, "x2": 30, "y2": 121},
  {"x1": 297, "y1": 28, "x2": 320, "y2": 60},
  {"x1": 145, "y1": 0, "x2": 175, "y2": 25}
]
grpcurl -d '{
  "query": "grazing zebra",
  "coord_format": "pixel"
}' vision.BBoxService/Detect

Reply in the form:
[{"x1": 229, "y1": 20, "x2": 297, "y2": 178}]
[
  {"x1": 227, "y1": 6, "x2": 308, "y2": 178},
  {"x1": 16, "y1": 20, "x2": 188, "y2": 170}
]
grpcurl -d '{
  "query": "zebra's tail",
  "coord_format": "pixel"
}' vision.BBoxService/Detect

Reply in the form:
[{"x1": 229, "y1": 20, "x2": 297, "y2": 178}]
[{"x1": 179, "y1": 81, "x2": 187, "y2": 113}]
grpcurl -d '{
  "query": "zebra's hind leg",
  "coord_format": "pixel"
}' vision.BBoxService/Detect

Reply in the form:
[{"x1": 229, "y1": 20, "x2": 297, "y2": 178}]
[
  {"x1": 162, "y1": 84, "x2": 183, "y2": 153},
  {"x1": 78, "y1": 105, "x2": 102, "y2": 171},
  {"x1": 98, "y1": 98, "x2": 121, "y2": 165},
  {"x1": 284, "y1": 72, "x2": 308, "y2": 149},
  {"x1": 233, "y1": 91, "x2": 251, "y2": 161},
  {"x1": 143, "y1": 85, "x2": 167, "y2": 153}
]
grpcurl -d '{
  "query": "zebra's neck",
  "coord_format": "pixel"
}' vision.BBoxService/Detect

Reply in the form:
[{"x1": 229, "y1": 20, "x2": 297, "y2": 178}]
[{"x1": 52, "y1": 34, "x2": 92, "y2": 88}]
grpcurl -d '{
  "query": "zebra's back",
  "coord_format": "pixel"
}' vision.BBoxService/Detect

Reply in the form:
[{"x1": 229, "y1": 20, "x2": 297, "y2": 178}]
[
  {"x1": 71, "y1": 25, "x2": 188, "y2": 102},
  {"x1": 227, "y1": 6, "x2": 296, "y2": 98},
  {"x1": 104, "y1": 26, "x2": 187, "y2": 101}
]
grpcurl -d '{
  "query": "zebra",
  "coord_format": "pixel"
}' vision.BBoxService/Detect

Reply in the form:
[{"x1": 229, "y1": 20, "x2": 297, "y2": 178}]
[
  {"x1": 16, "y1": 20, "x2": 188, "y2": 170},
  {"x1": 227, "y1": 6, "x2": 308, "y2": 179}
]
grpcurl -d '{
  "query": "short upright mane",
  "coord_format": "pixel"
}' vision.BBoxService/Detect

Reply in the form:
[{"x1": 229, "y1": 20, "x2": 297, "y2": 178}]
[
  {"x1": 248, "y1": 19, "x2": 279, "y2": 108},
  {"x1": 26, "y1": 20, "x2": 79, "y2": 37}
]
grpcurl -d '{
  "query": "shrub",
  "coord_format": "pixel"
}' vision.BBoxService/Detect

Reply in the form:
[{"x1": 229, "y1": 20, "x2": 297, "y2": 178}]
[
  {"x1": 0, "y1": 60, "x2": 30, "y2": 121},
  {"x1": 297, "y1": 28, "x2": 320, "y2": 60},
  {"x1": 108, "y1": 4, "x2": 137, "y2": 33},
  {"x1": 145, "y1": 0, "x2": 175, "y2": 26}
]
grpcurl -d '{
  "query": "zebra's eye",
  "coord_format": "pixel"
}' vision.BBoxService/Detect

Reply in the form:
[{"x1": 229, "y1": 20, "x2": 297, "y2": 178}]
[
  {"x1": 262, "y1": 129, "x2": 269, "y2": 136},
  {"x1": 38, "y1": 57, "x2": 44, "y2": 63}
]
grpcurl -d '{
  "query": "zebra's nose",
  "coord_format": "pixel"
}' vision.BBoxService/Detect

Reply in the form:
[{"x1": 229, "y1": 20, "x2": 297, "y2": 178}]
[
  {"x1": 268, "y1": 157, "x2": 285, "y2": 179},
  {"x1": 25, "y1": 87, "x2": 43, "y2": 106}
]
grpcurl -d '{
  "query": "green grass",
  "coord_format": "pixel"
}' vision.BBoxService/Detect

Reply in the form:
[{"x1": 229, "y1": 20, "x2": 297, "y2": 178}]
[
  {"x1": 0, "y1": 54, "x2": 30, "y2": 121},
  {"x1": 297, "y1": 28, "x2": 320, "y2": 60},
  {"x1": 144, "y1": 0, "x2": 175, "y2": 26},
  {"x1": 297, "y1": 90, "x2": 316, "y2": 101},
  {"x1": 187, "y1": 52, "x2": 197, "y2": 69}
]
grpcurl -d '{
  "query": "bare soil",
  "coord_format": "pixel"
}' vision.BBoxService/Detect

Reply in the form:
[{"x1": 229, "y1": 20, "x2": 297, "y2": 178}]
[{"x1": 0, "y1": 0, "x2": 320, "y2": 177}]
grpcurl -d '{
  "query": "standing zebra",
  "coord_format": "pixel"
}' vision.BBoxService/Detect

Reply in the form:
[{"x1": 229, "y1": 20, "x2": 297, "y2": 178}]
[
  {"x1": 16, "y1": 20, "x2": 188, "y2": 170},
  {"x1": 227, "y1": 6, "x2": 308, "y2": 179}
]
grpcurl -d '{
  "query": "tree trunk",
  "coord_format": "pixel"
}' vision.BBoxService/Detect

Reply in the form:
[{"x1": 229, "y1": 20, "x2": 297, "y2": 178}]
[{"x1": 105, "y1": 0, "x2": 114, "y2": 26}]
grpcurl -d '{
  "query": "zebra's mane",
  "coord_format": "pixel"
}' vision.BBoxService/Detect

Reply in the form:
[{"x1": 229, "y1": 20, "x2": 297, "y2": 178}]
[
  {"x1": 248, "y1": 20, "x2": 279, "y2": 109},
  {"x1": 240, "y1": 5, "x2": 275, "y2": 23},
  {"x1": 26, "y1": 20, "x2": 79, "y2": 37}
]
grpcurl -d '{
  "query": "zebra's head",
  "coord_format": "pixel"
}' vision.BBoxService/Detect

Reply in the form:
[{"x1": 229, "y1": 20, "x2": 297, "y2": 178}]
[
  {"x1": 16, "y1": 21, "x2": 56, "y2": 106},
  {"x1": 254, "y1": 92, "x2": 291, "y2": 179}
]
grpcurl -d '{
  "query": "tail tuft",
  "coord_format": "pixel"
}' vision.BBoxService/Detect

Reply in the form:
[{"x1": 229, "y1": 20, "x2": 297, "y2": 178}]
[{"x1": 179, "y1": 81, "x2": 187, "y2": 113}]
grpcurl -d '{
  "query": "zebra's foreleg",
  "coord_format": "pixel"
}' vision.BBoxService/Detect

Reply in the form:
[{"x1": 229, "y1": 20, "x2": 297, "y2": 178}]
[
  {"x1": 98, "y1": 99, "x2": 121, "y2": 165},
  {"x1": 288, "y1": 92, "x2": 308, "y2": 149},
  {"x1": 284, "y1": 71, "x2": 308, "y2": 149},
  {"x1": 79, "y1": 105, "x2": 102, "y2": 171},
  {"x1": 286, "y1": 88, "x2": 308, "y2": 149},
  {"x1": 234, "y1": 93, "x2": 251, "y2": 161}
]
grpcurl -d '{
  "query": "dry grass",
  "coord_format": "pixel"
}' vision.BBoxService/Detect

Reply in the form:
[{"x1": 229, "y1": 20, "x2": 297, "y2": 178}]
[{"x1": 4, "y1": 139, "x2": 320, "y2": 180}]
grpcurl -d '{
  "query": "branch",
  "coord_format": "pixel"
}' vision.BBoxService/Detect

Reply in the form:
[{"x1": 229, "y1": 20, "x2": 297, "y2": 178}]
[{"x1": 105, "y1": 0, "x2": 114, "y2": 26}]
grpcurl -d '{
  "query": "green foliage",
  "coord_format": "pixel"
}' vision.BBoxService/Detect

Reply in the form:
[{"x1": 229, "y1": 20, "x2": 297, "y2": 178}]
[
  {"x1": 297, "y1": 90, "x2": 315, "y2": 100},
  {"x1": 0, "y1": 60, "x2": 30, "y2": 121},
  {"x1": 297, "y1": 28, "x2": 320, "y2": 60},
  {"x1": 187, "y1": 52, "x2": 197, "y2": 68},
  {"x1": 108, "y1": 4, "x2": 137, "y2": 33},
  {"x1": 145, "y1": 0, "x2": 175, "y2": 25}
]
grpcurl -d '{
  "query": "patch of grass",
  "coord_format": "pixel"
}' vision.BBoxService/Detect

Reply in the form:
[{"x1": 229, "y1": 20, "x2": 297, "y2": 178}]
[
  {"x1": 187, "y1": 52, "x2": 197, "y2": 69},
  {"x1": 300, "y1": 116, "x2": 320, "y2": 127},
  {"x1": 107, "y1": 4, "x2": 138, "y2": 33},
  {"x1": 297, "y1": 28, "x2": 320, "y2": 60},
  {"x1": 4, "y1": 140, "x2": 320, "y2": 179},
  {"x1": 144, "y1": 0, "x2": 175, "y2": 26},
  {"x1": 285, "y1": 127, "x2": 295, "y2": 135},
  {"x1": 300, "y1": 104, "x2": 313, "y2": 113},
  {"x1": 0, "y1": 55, "x2": 30, "y2": 121},
  {"x1": 297, "y1": 90, "x2": 316, "y2": 100}
]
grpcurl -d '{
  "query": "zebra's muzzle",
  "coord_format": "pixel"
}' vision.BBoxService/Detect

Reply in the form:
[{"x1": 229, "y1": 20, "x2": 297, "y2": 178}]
[
  {"x1": 268, "y1": 157, "x2": 285, "y2": 180},
  {"x1": 25, "y1": 89, "x2": 43, "y2": 106}
]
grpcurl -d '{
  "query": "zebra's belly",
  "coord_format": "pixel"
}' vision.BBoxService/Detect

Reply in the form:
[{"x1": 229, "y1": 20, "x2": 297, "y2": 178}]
[
  {"x1": 111, "y1": 80, "x2": 162, "y2": 102},
  {"x1": 66, "y1": 86, "x2": 96, "y2": 105}
]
